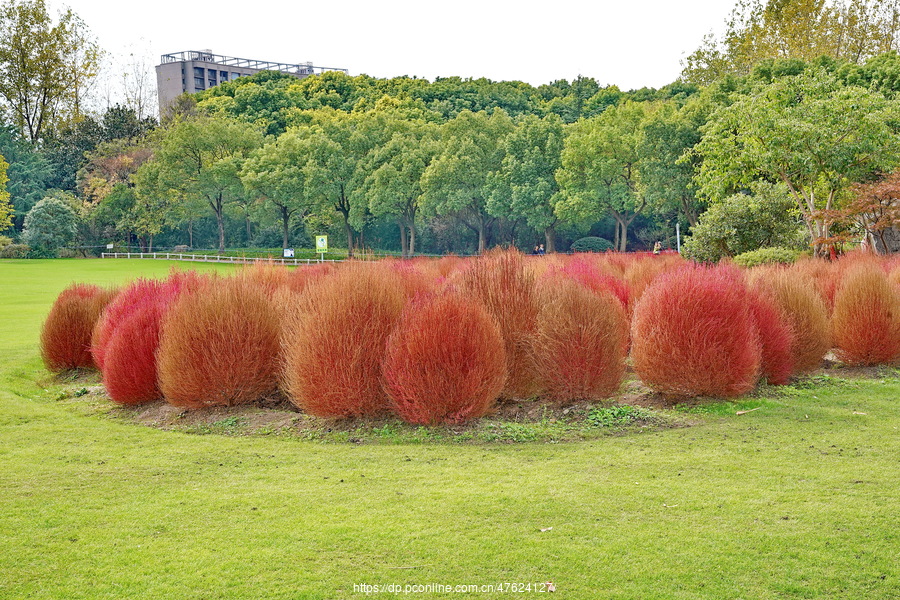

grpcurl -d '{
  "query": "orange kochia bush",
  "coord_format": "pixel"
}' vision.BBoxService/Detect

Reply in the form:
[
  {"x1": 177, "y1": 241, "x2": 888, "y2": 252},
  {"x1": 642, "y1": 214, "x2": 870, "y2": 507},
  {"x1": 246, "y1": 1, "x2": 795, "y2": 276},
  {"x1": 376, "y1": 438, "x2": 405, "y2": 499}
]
[
  {"x1": 631, "y1": 265, "x2": 761, "y2": 397},
  {"x1": 281, "y1": 262, "x2": 407, "y2": 417},
  {"x1": 832, "y1": 265, "x2": 900, "y2": 366},
  {"x1": 41, "y1": 283, "x2": 118, "y2": 372},
  {"x1": 382, "y1": 292, "x2": 507, "y2": 424},
  {"x1": 157, "y1": 275, "x2": 281, "y2": 408}
]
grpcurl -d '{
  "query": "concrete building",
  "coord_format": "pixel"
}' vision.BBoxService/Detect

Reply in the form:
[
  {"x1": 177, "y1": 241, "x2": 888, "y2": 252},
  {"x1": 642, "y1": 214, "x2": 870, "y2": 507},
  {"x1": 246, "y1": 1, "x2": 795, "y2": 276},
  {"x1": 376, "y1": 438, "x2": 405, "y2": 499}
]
[{"x1": 156, "y1": 50, "x2": 348, "y2": 116}]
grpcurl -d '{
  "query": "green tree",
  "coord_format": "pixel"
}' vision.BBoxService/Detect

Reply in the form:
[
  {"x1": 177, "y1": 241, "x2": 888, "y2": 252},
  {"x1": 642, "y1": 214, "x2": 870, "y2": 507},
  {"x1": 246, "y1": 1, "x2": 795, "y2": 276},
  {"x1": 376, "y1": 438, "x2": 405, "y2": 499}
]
[
  {"x1": 0, "y1": 0, "x2": 100, "y2": 141},
  {"x1": 363, "y1": 122, "x2": 441, "y2": 257},
  {"x1": 487, "y1": 114, "x2": 565, "y2": 252},
  {"x1": 150, "y1": 116, "x2": 264, "y2": 253},
  {"x1": 683, "y1": 0, "x2": 900, "y2": 84},
  {"x1": 422, "y1": 109, "x2": 515, "y2": 253},
  {"x1": 682, "y1": 181, "x2": 807, "y2": 262},
  {"x1": 21, "y1": 193, "x2": 78, "y2": 251},
  {"x1": 0, "y1": 152, "x2": 11, "y2": 231},
  {"x1": 0, "y1": 123, "x2": 50, "y2": 229},
  {"x1": 556, "y1": 102, "x2": 653, "y2": 251},
  {"x1": 695, "y1": 68, "x2": 900, "y2": 254}
]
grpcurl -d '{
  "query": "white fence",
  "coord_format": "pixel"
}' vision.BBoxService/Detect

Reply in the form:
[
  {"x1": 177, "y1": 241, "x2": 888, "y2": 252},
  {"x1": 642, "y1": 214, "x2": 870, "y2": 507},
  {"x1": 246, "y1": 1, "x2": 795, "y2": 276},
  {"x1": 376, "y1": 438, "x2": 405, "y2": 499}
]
[{"x1": 101, "y1": 252, "x2": 341, "y2": 266}]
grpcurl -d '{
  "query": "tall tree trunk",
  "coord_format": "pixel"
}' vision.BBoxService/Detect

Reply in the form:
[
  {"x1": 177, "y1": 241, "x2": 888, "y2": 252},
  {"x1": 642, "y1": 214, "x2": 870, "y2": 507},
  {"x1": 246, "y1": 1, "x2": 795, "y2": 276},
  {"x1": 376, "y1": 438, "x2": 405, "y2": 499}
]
[
  {"x1": 188, "y1": 220, "x2": 194, "y2": 248},
  {"x1": 544, "y1": 226, "x2": 556, "y2": 253},
  {"x1": 149, "y1": 234, "x2": 153, "y2": 253},
  {"x1": 398, "y1": 219, "x2": 408, "y2": 258},
  {"x1": 211, "y1": 194, "x2": 226, "y2": 254},
  {"x1": 477, "y1": 218, "x2": 486, "y2": 254},
  {"x1": 281, "y1": 205, "x2": 290, "y2": 250},
  {"x1": 245, "y1": 215, "x2": 252, "y2": 246},
  {"x1": 408, "y1": 223, "x2": 416, "y2": 256}
]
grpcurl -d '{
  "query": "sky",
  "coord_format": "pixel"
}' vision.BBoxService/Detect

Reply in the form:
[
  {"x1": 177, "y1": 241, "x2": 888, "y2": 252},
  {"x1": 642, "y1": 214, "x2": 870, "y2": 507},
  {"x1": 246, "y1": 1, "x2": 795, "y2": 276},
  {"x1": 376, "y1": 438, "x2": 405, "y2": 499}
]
[{"x1": 59, "y1": 0, "x2": 737, "y2": 100}]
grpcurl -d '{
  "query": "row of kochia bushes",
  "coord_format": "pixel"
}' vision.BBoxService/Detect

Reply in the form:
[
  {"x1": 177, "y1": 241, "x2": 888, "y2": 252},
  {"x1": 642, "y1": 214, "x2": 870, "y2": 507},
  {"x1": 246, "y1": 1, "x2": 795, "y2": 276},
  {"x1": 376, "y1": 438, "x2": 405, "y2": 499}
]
[{"x1": 41, "y1": 250, "x2": 900, "y2": 425}]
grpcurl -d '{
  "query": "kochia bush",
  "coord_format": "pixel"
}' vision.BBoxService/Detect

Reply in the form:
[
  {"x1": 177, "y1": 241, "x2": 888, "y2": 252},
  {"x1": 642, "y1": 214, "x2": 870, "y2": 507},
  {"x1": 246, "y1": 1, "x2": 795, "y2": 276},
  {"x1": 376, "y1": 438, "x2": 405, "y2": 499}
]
[
  {"x1": 832, "y1": 265, "x2": 900, "y2": 366},
  {"x1": 41, "y1": 284, "x2": 118, "y2": 372},
  {"x1": 382, "y1": 292, "x2": 507, "y2": 424},
  {"x1": 158, "y1": 276, "x2": 281, "y2": 408},
  {"x1": 282, "y1": 262, "x2": 406, "y2": 417},
  {"x1": 102, "y1": 302, "x2": 168, "y2": 405},
  {"x1": 631, "y1": 266, "x2": 761, "y2": 398},
  {"x1": 532, "y1": 277, "x2": 628, "y2": 403}
]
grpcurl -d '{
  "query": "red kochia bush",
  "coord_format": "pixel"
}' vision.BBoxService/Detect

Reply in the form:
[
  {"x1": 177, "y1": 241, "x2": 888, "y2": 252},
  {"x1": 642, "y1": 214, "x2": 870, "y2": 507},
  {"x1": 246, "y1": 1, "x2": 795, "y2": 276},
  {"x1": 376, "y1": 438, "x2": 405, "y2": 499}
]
[
  {"x1": 382, "y1": 292, "x2": 507, "y2": 424},
  {"x1": 747, "y1": 289, "x2": 794, "y2": 385},
  {"x1": 102, "y1": 302, "x2": 168, "y2": 405},
  {"x1": 832, "y1": 265, "x2": 900, "y2": 366},
  {"x1": 41, "y1": 284, "x2": 118, "y2": 372},
  {"x1": 157, "y1": 276, "x2": 281, "y2": 408},
  {"x1": 532, "y1": 278, "x2": 628, "y2": 403},
  {"x1": 456, "y1": 248, "x2": 539, "y2": 399},
  {"x1": 754, "y1": 271, "x2": 831, "y2": 375},
  {"x1": 282, "y1": 262, "x2": 406, "y2": 417},
  {"x1": 631, "y1": 266, "x2": 761, "y2": 398}
]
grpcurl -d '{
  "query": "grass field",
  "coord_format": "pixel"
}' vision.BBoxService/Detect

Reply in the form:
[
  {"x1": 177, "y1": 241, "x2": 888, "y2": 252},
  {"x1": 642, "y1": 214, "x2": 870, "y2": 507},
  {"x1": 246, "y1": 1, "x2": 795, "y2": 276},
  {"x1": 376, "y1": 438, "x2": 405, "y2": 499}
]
[{"x1": 1, "y1": 259, "x2": 899, "y2": 599}]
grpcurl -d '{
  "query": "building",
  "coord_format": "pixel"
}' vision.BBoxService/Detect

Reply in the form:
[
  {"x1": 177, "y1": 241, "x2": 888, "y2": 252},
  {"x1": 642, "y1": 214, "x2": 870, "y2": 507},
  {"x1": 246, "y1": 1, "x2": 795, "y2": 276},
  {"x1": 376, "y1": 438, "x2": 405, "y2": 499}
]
[{"x1": 156, "y1": 50, "x2": 348, "y2": 116}]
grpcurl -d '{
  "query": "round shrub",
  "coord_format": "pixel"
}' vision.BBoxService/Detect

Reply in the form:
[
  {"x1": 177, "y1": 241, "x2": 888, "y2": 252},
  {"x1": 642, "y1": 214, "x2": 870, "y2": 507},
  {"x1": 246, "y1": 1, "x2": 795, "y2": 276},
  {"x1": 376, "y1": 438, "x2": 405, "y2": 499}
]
[
  {"x1": 570, "y1": 236, "x2": 614, "y2": 253},
  {"x1": 383, "y1": 292, "x2": 507, "y2": 424},
  {"x1": 456, "y1": 248, "x2": 539, "y2": 399},
  {"x1": 41, "y1": 284, "x2": 118, "y2": 372},
  {"x1": 754, "y1": 270, "x2": 831, "y2": 374},
  {"x1": 102, "y1": 302, "x2": 168, "y2": 405},
  {"x1": 832, "y1": 265, "x2": 900, "y2": 366},
  {"x1": 282, "y1": 262, "x2": 406, "y2": 417},
  {"x1": 532, "y1": 278, "x2": 628, "y2": 403},
  {"x1": 733, "y1": 247, "x2": 800, "y2": 268},
  {"x1": 631, "y1": 266, "x2": 762, "y2": 398},
  {"x1": 748, "y1": 289, "x2": 794, "y2": 385},
  {"x1": 158, "y1": 276, "x2": 281, "y2": 409},
  {"x1": 0, "y1": 243, "x2": 30, "y2": 258}
]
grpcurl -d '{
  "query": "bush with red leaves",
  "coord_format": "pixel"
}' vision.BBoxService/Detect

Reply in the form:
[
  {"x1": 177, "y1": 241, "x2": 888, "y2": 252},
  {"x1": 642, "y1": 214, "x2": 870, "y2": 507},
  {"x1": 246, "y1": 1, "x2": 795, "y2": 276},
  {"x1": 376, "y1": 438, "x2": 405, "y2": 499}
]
[
  {"x1": 832, "y1": 265, "x2": 900, "y2": 366},
  {"x1": 382, "y1": 292, "x2": 507, "y2": 424},
  {"x1": 631, "y1": 266, "x2": 761, "y2": 397},
  {"x1": 102, "y1": 302, "x2": 168, "y2": 405},
  {"x1": 282, "y1": 262, "x2": 406, "y2": 417},
  {"x1": 41, "y1": 284, "x2": 118, "y2": 372},
  {"x1": 532, "y1": 278, "x2": 628, "y2": 403},
  {"x1": 747, "y1": 289, "x2": 794, "y2": 385},
  {"x1": 157, "y1": 276, "x2": 281, "y2": 408}
]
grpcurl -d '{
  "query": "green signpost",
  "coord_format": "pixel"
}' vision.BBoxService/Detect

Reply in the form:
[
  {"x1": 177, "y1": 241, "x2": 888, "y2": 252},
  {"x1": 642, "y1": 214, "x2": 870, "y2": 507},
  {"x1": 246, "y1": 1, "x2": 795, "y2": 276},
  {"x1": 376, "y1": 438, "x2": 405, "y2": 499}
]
[{"x1": 315, "y1": 235, "x2": 328, "y2": 259}]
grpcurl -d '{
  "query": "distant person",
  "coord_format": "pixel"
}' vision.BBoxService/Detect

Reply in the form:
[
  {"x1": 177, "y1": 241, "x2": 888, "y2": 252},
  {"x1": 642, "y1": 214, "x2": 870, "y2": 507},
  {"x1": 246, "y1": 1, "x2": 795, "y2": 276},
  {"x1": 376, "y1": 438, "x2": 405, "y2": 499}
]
[
  {"x1": 653, "y1": 241, "x2": 661, "y2": 255},
  {"x1": 538, "y1": 244, "x2": 545, "y2": 256},
  {"x1": 532, "y1": 245, "x2": 540, "y2": 255}
]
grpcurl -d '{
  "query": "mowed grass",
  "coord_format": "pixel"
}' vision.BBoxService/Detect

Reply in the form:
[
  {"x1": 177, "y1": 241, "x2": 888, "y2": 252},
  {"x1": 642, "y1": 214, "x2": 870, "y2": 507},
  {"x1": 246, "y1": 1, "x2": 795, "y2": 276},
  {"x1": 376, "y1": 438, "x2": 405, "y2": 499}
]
[{"x1": 1, "y1": 258, "x2": 899, "y2": 599}]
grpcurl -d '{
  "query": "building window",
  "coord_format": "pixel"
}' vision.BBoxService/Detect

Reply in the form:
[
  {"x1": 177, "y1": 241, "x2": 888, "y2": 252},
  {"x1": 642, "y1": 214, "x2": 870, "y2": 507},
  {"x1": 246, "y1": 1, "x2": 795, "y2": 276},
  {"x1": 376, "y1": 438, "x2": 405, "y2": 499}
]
[
  {"x1": 193, "y1": 67, "x2": 204, "y2": 78},
  {"x1": 220, "y1": 71, "x2": 229, "y2": 81},
  {"x1": 232, "y1": 72, "x2": 241, "y2": 80},
  {"x1": 194, "y1": 77, "x2": 205, "y2": 89}
]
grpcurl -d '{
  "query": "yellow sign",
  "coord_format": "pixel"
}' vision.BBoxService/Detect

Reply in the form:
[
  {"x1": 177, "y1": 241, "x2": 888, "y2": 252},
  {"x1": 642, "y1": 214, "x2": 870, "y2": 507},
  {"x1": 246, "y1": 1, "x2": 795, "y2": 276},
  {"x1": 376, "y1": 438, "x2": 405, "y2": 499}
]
[{"x1": 315, "y1": 235, "x2": 328, "y2": 253}]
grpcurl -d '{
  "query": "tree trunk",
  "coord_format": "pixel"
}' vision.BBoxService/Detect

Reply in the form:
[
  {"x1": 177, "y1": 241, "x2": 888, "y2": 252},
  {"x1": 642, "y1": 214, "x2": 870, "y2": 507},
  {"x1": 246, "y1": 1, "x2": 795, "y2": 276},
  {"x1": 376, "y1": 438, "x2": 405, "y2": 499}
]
[
  {"x1": 398, "y1": 219, "x2": 408, "y2": 258},
  {"x1": 211, "y1": 194, "x2": 226, "y2": 254},
  {"x1": 341, "y1": 213, "x2": 354, "y2": 259},
  {"x1": 544, "y1": 226, "x2": 556, "y2": 253},
  {"x1": 246, "y1": 215, "x2": 252, "y2": 246},
  {"x1": 408, "y1": 224, "x2": 416, "y2": 256},
  {"x1": 477, "y1": 218, "x2": 486, "y2": 254},
  {"x1": 281, "y1": 206, "x2": 290, "y2": 250},
  {"x1": 188, "y1": 220, "x2": 194, "y2": 248},
  {"x1": 149, "y1": 234, "x2": 153, "y2": 253}
]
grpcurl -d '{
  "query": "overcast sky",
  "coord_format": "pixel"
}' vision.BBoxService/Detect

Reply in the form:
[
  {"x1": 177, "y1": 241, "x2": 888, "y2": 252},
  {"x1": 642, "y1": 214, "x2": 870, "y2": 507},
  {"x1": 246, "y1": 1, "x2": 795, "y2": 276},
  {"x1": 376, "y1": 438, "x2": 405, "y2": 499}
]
[{"x1": 61, "y1": 0, "x2": 736, "y2": 97}]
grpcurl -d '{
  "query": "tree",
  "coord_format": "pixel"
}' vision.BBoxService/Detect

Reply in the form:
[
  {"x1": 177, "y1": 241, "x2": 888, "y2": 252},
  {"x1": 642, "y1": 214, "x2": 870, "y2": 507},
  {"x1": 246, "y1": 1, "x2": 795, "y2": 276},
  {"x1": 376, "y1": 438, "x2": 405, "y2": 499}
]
[
  {"x1": 363, "y1": 122, "x2": 441, "y2": 257},
  {"x1": 0, "y1": 123, "x2": 50, "y2": 229},
  {"x1": 556, "y1": 102, "x2": 653, "y2": 251},
  {"x1": 695, "y1": 68, "x2": 900, "y2": 254},
  {"x1": 0, "y1": 0, "x2": 100, "y2": 141},
  {"x1": 682, "y1": 181, "x2": 807, "y2": 262},
  {"x1": 21, "y1": 192, "x2": 78, "y2": 251},
  {"x1": 683, "y1": 0, "x2": 900, "y2": 84},
  {"x1": 150, "y1": 116, "x2": 264, "y2": 253},
  {"x1": 487, "y1": 114, "x2": 565, "y2": 252},
  {"x1": 422, "y1": 109, "x2": 515, "y2": 253},
  {"x1": 0, "y1": 152, "x2": 11, "y2": 231},
  {"x1": 843, "y1": 171, "x2": 900, "y2": 252}
]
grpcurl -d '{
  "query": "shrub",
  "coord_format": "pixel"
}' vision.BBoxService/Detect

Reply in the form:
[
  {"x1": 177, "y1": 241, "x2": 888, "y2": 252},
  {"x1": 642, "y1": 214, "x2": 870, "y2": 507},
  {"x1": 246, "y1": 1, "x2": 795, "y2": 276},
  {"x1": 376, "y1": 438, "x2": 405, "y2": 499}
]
[
  {"x1": 382, "y1": 292, "x2": 507, "y2": 424},
  {"x1": 748, "y1": 289, "x2": 794, "y2": 385},
  {"x1": 0, "y1": 235, "x2": 12, "y2": 248},
  {"x1": 754, "y1": 270, "x2": 831, "y2": 374},
  {"x1": 623, "y1": 254, "x2": 684, "y2": 304},
  {"x1": 733, "y1": 247, "x2": 800, "y2": 268},
  {"x1": 832, "y1": 265, "x2": 900, "y2": 366},
  {"x1": 21, "y1": 195, "x2": 79, "y2": 253},
  {"x1": 158, "y1": 276, "x2": 281, "y2": 408},
  {"x1": 559, "y1": 258, "x2": 629, "y2": 310},
  {"x1": 570, "y1": 236, "x2": 614, "y2": 253},
  {"x1": 102, "y1": 302, "x2": 168, "y2": 405},
  {"x1": 282, "y1": 262, "x2": 406, "y2": 417},
  {"x1": 0, "y1": 243, "x2": 29, "y2": 258},
  {"x1": 631, "y1": 266, "x2": 761, "y2": 398},
  {"x1": 455, "y1": 248, "x2": 540, "y2": 398},
  {"x1": 41, "y1": 284, "x2": 118, "y2": 372},
  {"x1": 532, "y1": 278, "x2": 628, "y2": 403}
]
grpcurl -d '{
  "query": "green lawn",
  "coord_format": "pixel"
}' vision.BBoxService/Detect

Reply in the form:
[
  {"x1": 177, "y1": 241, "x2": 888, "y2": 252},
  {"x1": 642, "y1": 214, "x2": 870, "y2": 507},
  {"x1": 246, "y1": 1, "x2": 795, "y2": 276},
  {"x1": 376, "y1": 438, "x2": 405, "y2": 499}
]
[{"x1": 1, "y1": 259, "x2": 899, "y2": 599}]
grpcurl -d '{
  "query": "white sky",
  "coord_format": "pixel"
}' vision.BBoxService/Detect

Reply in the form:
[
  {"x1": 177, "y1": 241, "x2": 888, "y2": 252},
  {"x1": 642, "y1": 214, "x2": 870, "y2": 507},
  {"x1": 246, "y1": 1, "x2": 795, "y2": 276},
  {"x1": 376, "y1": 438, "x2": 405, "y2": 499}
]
[{"x1": 61, "y1": 0, "x2": 736, "y2": 95}]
